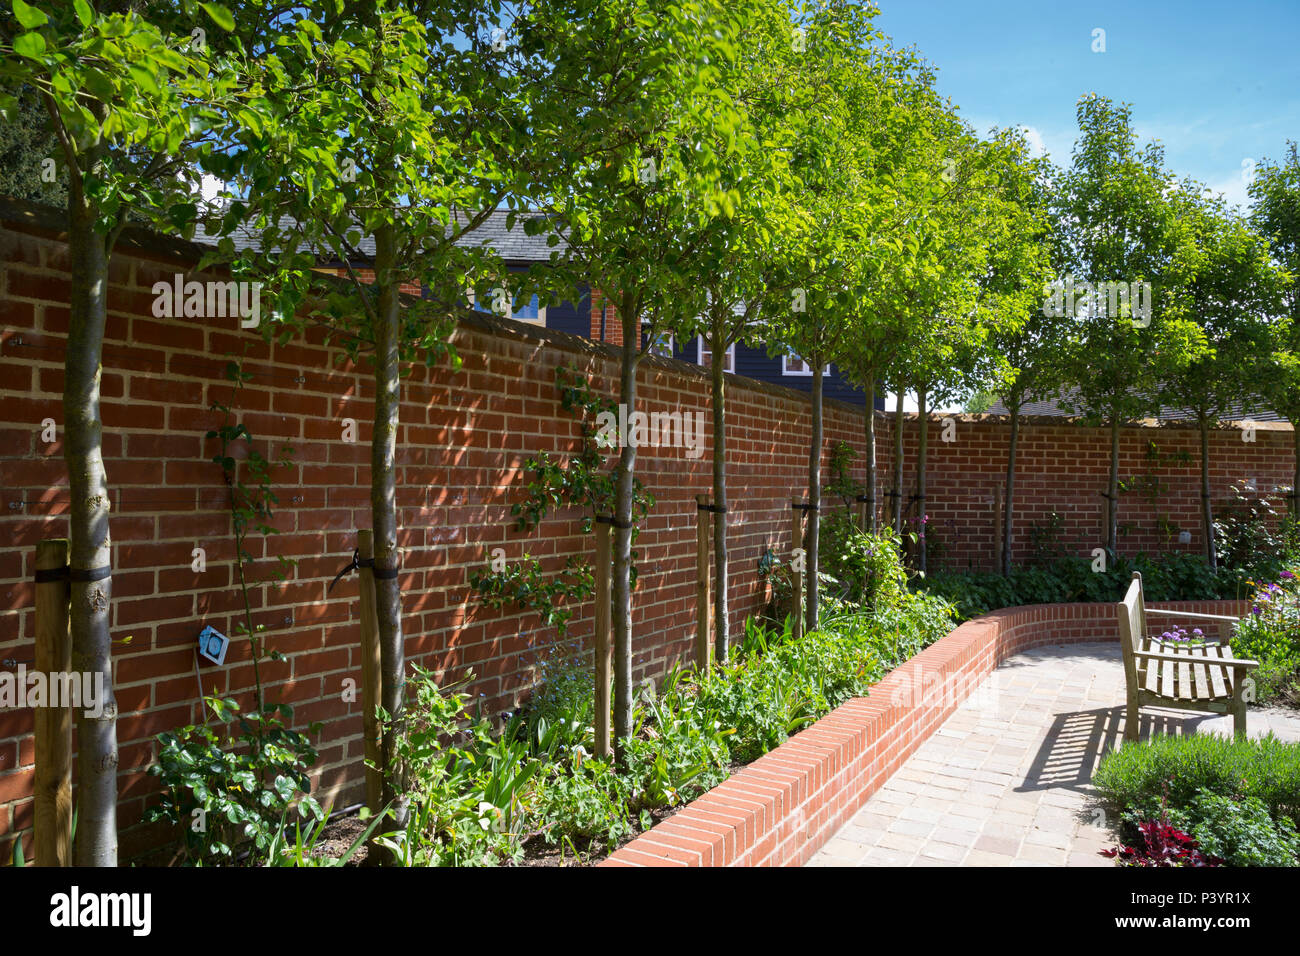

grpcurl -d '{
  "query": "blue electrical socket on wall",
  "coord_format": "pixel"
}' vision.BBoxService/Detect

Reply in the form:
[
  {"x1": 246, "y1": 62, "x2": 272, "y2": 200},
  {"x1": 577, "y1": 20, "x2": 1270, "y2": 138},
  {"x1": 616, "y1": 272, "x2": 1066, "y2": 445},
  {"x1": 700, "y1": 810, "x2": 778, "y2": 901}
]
[{"x1": 197, "y1": 625, "x2": 229, "y2": 666}]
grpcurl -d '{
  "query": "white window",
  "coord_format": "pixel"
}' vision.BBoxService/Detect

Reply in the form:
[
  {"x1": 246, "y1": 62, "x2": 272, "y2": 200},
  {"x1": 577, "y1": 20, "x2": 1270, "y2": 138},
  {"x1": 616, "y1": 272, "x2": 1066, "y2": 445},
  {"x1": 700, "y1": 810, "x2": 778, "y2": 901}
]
[
  {"x1": 646, "y1": 331, "x2": 674, "y2": 358},
  {"x1": 697, "y1": 336, "x2": 735, "y2": 373},
  {"x1": 782, "y1": 353, "x2": 829, "y2": 376},
  {"x1": 510, "y1": 293, "x2": 546, "y2": 325},
  {"x1": 467, "y1": 286, "x2": 546, "y2": 325}
]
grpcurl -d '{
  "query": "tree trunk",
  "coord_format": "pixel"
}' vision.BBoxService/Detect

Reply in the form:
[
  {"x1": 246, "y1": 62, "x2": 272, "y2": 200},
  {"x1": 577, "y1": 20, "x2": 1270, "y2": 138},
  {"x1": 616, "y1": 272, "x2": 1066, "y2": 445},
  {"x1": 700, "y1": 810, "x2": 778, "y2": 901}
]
[
  {"x1": 1200, "y1": 414, "x2": 1216, "y2": 569},
  {"x1": 916, "y1": 385, "x2": 928, "y2": 574},
  {"x1": 66, "y1": 191, "x2": 118, "y2": 867},
  {"x1": 371, "y1": 224, "x2": 408, "y2": 845},
  {"x1": 1107, "y1": 415, "x2": 1121, "y2": 556},
  {"x1": 805, "y1": 361, "x2": 823, "y2": 634},
  {"x1": 864, "y1": 370, "x2": 877, "y2": 533},
  {"x1": 1293, "y1": 424, "x2": 1299, "y2": 519},
  {"x1": 1002, "y1": 402, "x2": 1020, "y2": 575},
  {"x1": 611, "y1": 303, "x2": 640, "y2": 764},
  {"x1": 892, "y1": 389, "x2": 905, "y2": 534},
  {"x1": 709, "y1": 315, "x2": 730, "y2": 663}
]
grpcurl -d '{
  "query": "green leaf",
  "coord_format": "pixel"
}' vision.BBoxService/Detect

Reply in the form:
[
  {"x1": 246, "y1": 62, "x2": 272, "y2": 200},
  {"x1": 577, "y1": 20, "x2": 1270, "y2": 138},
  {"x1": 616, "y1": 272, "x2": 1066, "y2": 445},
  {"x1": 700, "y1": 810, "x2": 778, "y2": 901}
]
[
  {"x1": 0, "y1": 92, "x2": 16, "y2": 124},
  {"x1": 126, "y1": 64, "x2": 159, "y2": 97},
  {"x1": 81, "y1": 66, "x2": 114, "y2": 102},
  {"x1": 73, "y1": 0, "x2": 92, "y2": 27},
  {"x1": 200, "y1": 3, "x2": 235, "y2": 32},
  {"x1": 12, "y1": 0, "x2": 48, "y2": 29},
  {"x1": 12, "y1": 30, "x2": 46, "y2": 59}
]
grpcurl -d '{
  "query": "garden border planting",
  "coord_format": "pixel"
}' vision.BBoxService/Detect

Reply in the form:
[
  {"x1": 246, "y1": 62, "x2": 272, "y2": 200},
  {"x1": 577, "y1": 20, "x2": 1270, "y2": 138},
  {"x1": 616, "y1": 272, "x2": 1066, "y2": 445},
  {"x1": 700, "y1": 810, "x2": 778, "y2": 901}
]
[{"x1": 602, "y1": 598, "x2": 1248, "y2": 867}]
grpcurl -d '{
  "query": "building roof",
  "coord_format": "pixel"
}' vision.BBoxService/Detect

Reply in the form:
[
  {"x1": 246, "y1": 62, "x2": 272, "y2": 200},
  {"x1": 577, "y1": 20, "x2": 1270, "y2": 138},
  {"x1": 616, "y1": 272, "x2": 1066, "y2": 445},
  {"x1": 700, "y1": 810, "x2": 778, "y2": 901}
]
[
  {"x1": 191, "y1": 206, "x2": 567, "y2": 264},
  {"x1": 986, "y1": 385, "x2": 1283, "y2": 423}
]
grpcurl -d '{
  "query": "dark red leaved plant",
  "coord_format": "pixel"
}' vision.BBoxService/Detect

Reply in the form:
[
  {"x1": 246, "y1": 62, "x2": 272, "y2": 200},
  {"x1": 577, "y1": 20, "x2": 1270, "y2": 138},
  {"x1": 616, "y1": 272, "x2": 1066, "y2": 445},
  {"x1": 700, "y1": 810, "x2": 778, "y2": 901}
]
[{"x1": 1101, "y1": 813, "x2": 1222, "y2": 867}]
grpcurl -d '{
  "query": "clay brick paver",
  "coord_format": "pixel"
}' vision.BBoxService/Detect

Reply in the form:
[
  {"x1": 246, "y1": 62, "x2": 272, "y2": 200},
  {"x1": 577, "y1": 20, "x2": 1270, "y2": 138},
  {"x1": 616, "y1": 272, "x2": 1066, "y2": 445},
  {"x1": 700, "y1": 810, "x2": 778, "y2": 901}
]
[{"x1": 806, "y1": 642, "x2": 1300, "y2": 867}]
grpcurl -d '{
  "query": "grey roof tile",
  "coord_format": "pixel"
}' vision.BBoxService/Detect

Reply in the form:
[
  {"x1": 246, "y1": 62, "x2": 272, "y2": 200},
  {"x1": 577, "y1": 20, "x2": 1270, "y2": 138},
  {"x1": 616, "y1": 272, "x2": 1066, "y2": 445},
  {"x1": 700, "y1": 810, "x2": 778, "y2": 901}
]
[
  {"x1": 987, "y1": 384, "x2": 1282, "y2": 422},
  {"x1": 192, "y1": 207, "x2": 566, "y2": 263}
]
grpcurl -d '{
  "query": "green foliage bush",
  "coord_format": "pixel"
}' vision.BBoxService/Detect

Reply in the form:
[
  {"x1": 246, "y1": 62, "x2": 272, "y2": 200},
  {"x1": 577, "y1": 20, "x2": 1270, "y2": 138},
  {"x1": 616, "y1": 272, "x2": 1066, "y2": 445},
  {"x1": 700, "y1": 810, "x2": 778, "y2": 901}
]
[
  {"x1": 1094, "y1": 733, "x2": 1300, "y2": 867},
  {"x1": 697, "y1": 598, "x2": 953, "y2": 763},
  {"x1": 819, "y1": 511, "x2": 909, "y2": 611},
  {"x1": 1093, "y1": 732, "x2": 1300, "y2": 823},
  {"x1": 1171, "y1": 793, "x2": 1300, "y2": 867},
  {"x1": 376, "y1": 666, "x2": 539, "y2": 866},
  {"x1": 919, "y1": 551, "x2": 1255, "y2": 622},
  {"x1": 1213, "y1": 485, "x2": 1300, "y2": 578},
  {"x1": 1230, "y1": 573, "x2": 1300, "y2": 703},
  {"x1": 145, "y1": 698, "x2": 322, "y2": 865},
  {"x1": 919, "y1": 485, "x2": 1300, "y2": 623}
]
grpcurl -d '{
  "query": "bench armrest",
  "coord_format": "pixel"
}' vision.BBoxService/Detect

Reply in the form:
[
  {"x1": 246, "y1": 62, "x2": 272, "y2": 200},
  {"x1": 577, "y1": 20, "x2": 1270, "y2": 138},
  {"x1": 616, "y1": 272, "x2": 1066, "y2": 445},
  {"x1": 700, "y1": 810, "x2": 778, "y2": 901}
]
[
  {"x1": 1145, "y1": 608, "x2": 1241, "y2": 623},
  {"x1": 1133, "y1": 649, "x2": 1259, "y2": 670}
]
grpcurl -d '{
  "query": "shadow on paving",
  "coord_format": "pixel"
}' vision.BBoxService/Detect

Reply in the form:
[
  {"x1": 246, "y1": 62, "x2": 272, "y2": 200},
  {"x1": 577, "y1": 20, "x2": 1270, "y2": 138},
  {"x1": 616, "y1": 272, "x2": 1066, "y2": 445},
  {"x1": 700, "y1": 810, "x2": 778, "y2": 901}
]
[{"x1": 1016, "y1": 706, "x2": 1223, "y2": 795}]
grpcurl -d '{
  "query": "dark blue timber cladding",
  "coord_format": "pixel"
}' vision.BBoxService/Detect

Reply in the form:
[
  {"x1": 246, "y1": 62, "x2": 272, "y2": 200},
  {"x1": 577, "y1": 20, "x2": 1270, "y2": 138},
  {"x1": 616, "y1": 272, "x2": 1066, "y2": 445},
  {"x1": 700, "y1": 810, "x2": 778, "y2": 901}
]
[
  {"x1": 734, "y1": 342, "x2": 872, "y2": 408},
  {"x1": 648, "y1": 335, "x2": 877, "y2": 409},
  {"x1": 542, "y1": 281, "x2": 590, "y2": 340},
  {"x1": 463, "y1": 264, "x2": 589, "y2": 339}
]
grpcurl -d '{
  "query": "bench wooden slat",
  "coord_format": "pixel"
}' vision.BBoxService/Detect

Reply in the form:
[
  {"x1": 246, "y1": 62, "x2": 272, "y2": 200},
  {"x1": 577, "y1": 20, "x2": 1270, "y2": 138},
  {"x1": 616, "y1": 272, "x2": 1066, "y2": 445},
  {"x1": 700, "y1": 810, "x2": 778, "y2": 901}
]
[
  {"x1": 1162, "y1": 649, "x2": 1175, "y2": 701},
  {"x1": 1164, "y1": 642, "x2": 1185, "y2": 702},
  {"x1": 1134, "y1": 647, "x2": 1259, "y2": 669},
  {"x1": 1176, "y1": 643, "x2": 1194, "y2": 699},
  {"x1": 1190, "y1": 646, "x2": 1210, "y2": 700},
  {"x1": 1142, "y1": 639, "x2": 1160, "y2": 695},
  {"x1": 1145, "y1": 608, "x2": 1240, "y2": 623},
  {"x1": 1204, "y1": 643, "x2": 1227, "y2": 698}
]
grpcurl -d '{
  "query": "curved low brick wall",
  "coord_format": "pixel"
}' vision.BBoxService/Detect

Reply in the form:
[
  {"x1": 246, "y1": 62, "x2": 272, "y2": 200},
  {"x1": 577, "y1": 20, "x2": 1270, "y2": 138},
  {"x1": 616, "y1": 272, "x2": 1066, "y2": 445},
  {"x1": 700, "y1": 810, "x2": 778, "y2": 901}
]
[{"x1": 601, "y1": 598, "x2": 1248, "y2": 867}]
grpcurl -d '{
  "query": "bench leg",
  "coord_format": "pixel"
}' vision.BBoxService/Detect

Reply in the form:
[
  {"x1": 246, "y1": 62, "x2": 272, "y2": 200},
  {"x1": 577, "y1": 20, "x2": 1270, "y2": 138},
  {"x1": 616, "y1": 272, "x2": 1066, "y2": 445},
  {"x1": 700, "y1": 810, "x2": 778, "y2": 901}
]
[
  {"x1": 1233, "y1": 695, "x2": 1248, "y2": 739},
  {"x1": 1125, "y1": 691, "x2": 1140, "y2": 743}
]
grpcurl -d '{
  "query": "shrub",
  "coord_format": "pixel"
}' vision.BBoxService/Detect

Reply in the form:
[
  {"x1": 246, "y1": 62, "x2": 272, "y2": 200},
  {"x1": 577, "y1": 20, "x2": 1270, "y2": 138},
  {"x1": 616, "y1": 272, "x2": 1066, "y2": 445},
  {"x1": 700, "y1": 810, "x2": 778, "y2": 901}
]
[
  {"x1": 1214, "y1": 484, "x2": 1300, "y2": 578},
  {"x1": 1102, "y1": 813, "x2": 1220, "y2": 867},
  {"x1": 368, "y1": 579, "x2": 958, "y2": 865},
  {"x1": 145, "y1": 697, "x2": 322, "y2": 866},
  {"x1": 694, "y1": 599, "x2": 953, "y2": 763},
  {"x1": 520, "y1": 590, "x2": 955, "y2": 856},
  {"x1": 523, "y1": 643, "x2": 596, "y2": 750},
  {"x1": 1230, "y1": 572, "x2": 1300, "y2": 703},
  {"x1": 531, "y1": 756, "x2": 639, "y2": 852},
  {"x1": 819, "y1": 511, "x2": 909, "y2": 611},
  {"x1": 1251, "y1": 659, "x2": 1300, "y2": 706},
  {"x1": 1093, "y1": 732, "x2": 1300, "y2": 823},
  {"x1": 1174, "y1": 793, "x2": 1300, "y2": 867},
  {"x1": 920, "y1": 551, "x2": 1256, "y2": 622},
  {"x1": 378, "y1": 667, "x2": 536, "y2": 866}
]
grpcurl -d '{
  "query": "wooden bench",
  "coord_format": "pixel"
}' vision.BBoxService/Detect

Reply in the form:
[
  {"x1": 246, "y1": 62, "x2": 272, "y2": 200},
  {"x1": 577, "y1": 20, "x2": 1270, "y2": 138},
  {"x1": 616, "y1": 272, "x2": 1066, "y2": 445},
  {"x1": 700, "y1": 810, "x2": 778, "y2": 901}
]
[{"x1": 1116, "y1": 571, "x2": 1259, "y2": 740}]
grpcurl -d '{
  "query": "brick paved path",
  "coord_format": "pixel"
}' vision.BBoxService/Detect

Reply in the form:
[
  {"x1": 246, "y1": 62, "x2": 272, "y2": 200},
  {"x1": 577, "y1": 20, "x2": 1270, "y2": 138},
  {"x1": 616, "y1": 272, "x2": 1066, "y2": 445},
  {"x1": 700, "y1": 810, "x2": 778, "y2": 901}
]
[{"x1": 807, "y1": 642, "x2": 1300, "y2": 867}]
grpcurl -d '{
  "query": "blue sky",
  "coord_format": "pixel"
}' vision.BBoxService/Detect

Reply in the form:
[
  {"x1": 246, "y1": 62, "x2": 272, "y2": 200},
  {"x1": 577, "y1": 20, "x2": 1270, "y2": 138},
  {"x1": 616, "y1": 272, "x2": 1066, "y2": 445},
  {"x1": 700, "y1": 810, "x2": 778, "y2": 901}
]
[{"x1": 873, "y1": 0, "x2": 1300, "y2": 210}]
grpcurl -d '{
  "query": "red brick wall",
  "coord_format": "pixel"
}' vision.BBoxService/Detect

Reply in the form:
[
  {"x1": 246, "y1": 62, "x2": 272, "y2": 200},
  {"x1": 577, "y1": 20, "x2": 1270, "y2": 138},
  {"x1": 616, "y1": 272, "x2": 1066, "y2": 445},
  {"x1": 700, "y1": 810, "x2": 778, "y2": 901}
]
[
  {"x1": 893, "y1": 412, "x2": 1293, "y2": 570},
  {"x1": 589, "y1": 288, "x2": 622, "y2": 345},
  {"x1": 0, "y1": 217, "x2": 1294, "y2": 861},
  {"x1": 320, "y1": 267, "x2": 423, "y2": 298}
]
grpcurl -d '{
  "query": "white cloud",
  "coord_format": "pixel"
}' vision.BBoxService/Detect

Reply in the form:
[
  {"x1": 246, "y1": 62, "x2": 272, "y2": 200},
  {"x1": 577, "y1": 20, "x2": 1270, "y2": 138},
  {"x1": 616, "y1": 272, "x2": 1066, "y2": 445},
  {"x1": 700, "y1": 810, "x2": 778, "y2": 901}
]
[
  {"x1": 1204, "y1": 167, "x2": 1254, "y2": 212},
  {"x1": 199, "y1": 173, "x2": 226, "y2": 203},
  {"x1": 1018, "y1": 124, "x2": 1047, "y2": 159},
  {"x1": 886, "y1": 392, "x2": 966, "y2": 415}
]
